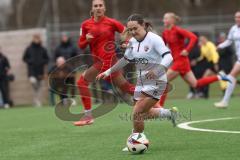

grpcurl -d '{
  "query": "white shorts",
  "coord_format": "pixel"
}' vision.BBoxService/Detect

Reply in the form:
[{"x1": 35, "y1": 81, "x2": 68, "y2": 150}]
[
  {"x1": 237, "y1": 59, "x2": 240, "y2": 64},
  {"x1": 133, "y1": 75, "x2": 167, "y2": 101},
  {"x1": 237, "y1": 52, "x2": 240, "y2": 63}
]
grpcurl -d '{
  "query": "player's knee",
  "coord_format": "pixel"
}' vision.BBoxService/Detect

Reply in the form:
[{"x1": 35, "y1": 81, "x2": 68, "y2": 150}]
[
  {"x1": 134, "y1": 104, "x2": 147, "y2": 115},
  {"x1": 119, "y1": 82, "x2": 135, "y2": 94},
  {"x1": 190, "y1": 82, "x2": 197, "y2": 88},
  {"x1": 77, "y1": 75, "x2": 89, "y2": 87}
]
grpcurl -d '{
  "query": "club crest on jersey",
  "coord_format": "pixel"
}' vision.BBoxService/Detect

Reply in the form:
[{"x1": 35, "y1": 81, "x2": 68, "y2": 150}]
[
  {"x1": 153, "y1": 90, "x2": 158, "y2": 96},
  {"x1": 144, "y1": 46, "x2": 149, "y2": 52}
]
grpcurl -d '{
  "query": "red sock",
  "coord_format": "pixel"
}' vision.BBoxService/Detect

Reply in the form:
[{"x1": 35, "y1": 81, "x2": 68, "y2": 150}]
[
  {"x1": 77, "y1": 75, "x2": 92, "y2": 111},
  {"x1": 119, "y1": 82, "x2": 135, "y2": 95},
  {"x1": 158, "y1": 89, "x2": 168, "y2": 107},
  {"x1": 196, "y1": 76, "x2": 218, "y2": 88}
]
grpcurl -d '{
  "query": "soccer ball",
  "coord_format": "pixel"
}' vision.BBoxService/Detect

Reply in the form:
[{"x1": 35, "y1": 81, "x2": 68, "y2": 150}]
[{"x1": 127, "y1": 133, "x2": 149, "y2": 154}]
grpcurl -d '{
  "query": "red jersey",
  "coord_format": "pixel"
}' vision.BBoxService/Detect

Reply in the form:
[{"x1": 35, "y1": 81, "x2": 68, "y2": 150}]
[
  {"x1": 78, "y1": 16, "x2": 125, "y2": 60},
  {"x1": 162, "y1": 25, "x2": 197, "y2": 61}
]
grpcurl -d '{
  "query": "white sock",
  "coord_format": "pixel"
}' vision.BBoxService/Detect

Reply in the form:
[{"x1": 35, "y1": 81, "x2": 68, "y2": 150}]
[
  {"x1": 85, "y1": 110, "x2": 92, "y2": 116},
  {"x1": 159, "y1": 108, "x2": 171, "y2": 118},
  {"x1": 222, "y1": 75, "x2": 236, "y2": 103}
]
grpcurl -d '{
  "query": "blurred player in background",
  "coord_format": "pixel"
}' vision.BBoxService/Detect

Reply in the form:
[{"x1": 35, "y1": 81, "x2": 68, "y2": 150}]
[
  {"x1": 159, "y1": 12, "x2": 231, "y2": 106},
  {"x1": 214, "y1": 11, "x2": 240, "y2": 108},
  {"x1": 74, "y1": 0, "x2": 135, "y2": 126},
  {"x1": 186, "y1": 32, "x2": 201, "y2": 99},
  {"x1": 216, "y1": 32, "x2": 235, "y2": 93}
]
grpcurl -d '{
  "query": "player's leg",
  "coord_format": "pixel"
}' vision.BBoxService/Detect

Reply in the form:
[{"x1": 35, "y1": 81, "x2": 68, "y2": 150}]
[
  {"x1": 183, "y1": 70, "x2": 221, "y2": 88},
  {"x1": 74, "y1": 65, "x2": 99, "y2": 126},
  {"x1": 123, "y1": 88, "x2": 178, "y2": 151},
  {"x1": 200, "y1": 68, "x2": 216, "y2": 98},
  {"x1": 122, "y1": 103, "x2": 178, "y2": 152},
  {"x1": 215, "y1": 62, "x2": 240, "y2": 108},
  {"x1": 145, "y1": 107, "x2": 178, "y2": 126},
  {"x1": 77, "y1": 66, "x2": 98, "y2": 110},
  {"x1": 133, "y1": 96, "x2": 158, "y2": 133},
  {"x1": 159, "y1": 69, "x2": 179, "y2": 106}
]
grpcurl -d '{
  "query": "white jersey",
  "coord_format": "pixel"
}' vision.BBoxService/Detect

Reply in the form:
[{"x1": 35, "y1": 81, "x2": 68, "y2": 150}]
[
  {"x1": 218, "y1": 25, "x2": 240, "y2": 61},
  {"x1": 124, "y1": 32, "x2": 171, "y2": 79},
  {"x1": 124, "y1": 32, "x2": 171, "y2": 100}
]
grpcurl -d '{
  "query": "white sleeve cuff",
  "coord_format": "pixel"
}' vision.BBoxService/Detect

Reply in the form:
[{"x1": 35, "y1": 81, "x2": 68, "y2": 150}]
[{"x1": 160, "y1": 53, "x2": 173, "y2": 69}]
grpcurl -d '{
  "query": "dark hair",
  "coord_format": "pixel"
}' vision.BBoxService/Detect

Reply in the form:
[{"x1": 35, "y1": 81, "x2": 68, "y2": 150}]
[{"x1": 127, "y1": 14, "x2": 153, "y2": 31}]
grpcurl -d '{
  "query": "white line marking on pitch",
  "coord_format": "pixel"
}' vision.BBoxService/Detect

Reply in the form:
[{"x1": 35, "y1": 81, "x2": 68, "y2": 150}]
[{"x1": 177, "y1": 117, "x2": 240, "y2": 134}]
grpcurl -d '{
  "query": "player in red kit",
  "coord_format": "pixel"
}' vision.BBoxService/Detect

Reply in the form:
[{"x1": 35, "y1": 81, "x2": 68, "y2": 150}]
[
  {"x1": 74, "y1": 0, "x2": 135, "y2": 126},
  {"x1": 159, "y1": 12, "x2": 231, "y2": 106}
]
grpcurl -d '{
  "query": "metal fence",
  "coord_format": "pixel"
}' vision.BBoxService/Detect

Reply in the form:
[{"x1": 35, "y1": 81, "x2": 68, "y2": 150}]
[{"x1": 46, "y1": 14, "x2": 235, "y2": 55}]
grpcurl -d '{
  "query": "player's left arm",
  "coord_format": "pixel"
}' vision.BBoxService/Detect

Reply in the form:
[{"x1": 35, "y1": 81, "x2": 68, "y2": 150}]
[
  {"x1": 177, "y1": 27, "x2": 198, "y2": 56},
  {"x1": 154, "y1": 36, "x2": 173, "y2": 69},
  {"x1": 218, "y1": 26, "x2": 234, "y2": 49},
  {"x1": 146, "y1": 36, "x2": 173, "y2": 79},
  {"x1": 78, "y1": 23, "x2": 91, "y2": 49}
]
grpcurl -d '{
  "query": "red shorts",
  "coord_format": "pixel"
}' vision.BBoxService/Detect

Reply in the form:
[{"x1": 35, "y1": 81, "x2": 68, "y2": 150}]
[
  {"x1": 170, "y1": 58, "x2": 191, "y2": 77},
  {"x1": 93, "y1": 55, "x2": 121, "y2": 81}
]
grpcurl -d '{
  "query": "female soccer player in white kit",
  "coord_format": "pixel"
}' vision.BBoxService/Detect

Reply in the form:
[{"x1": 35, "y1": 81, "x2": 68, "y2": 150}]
[
  {"x1": 215, "y1": 11, "x2": 240, "y2": 108},
  {"x1": 97, "y1": 14, "x2": 178, "y2": 149}
]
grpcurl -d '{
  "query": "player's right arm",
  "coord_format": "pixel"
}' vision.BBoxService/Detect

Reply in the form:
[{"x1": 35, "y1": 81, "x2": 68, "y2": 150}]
[
  {"x1": 78, "y1": 23, "x2": 94, "y2": 49},
  {"x1": 96, "y1": 58, "x2": 129, "y2": 80}
]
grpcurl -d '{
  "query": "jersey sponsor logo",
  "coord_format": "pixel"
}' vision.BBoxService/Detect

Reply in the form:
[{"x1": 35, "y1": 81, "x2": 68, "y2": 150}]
[
  {"x1": 153, "y1": 90, "x2": 159, "y2": 96},
  {"x1": 134, "y1": 58, "x2": 149, "y2": 65}
]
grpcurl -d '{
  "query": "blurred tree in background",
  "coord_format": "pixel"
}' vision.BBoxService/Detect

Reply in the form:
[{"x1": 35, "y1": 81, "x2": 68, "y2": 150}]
[{"x1": 0, "y1": 0, "x2": 239, "y2": 30}]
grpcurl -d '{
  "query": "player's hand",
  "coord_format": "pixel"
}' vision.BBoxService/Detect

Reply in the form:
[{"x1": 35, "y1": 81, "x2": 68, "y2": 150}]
[
  {"x1": 216, "y1": 46, "x2": 222, "y2": 52},
  {"x1": 86, "y1": 33, "x2": 94, "y2": 42},
  {"x1": 180, "y1": 50, "x2": 189, "y2": 56},
  {"x1": 96, "y1": 72, "x2": 108, "y2": 80},
  {"x1": 146, "y1": 70, "x2": 157, "y2": 80}
]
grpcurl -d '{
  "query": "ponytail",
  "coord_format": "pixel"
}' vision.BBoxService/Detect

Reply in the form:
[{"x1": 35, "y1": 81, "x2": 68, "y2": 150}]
[
  {"x1": 174, "y1": 15, "x2": 182, "y2": 24},
  {"x1": 165, "y1": 12, "x2": 182, "y2": 24},
  {"x1": 144, "y1": 22, "x2": 153, "y2": 32}
]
